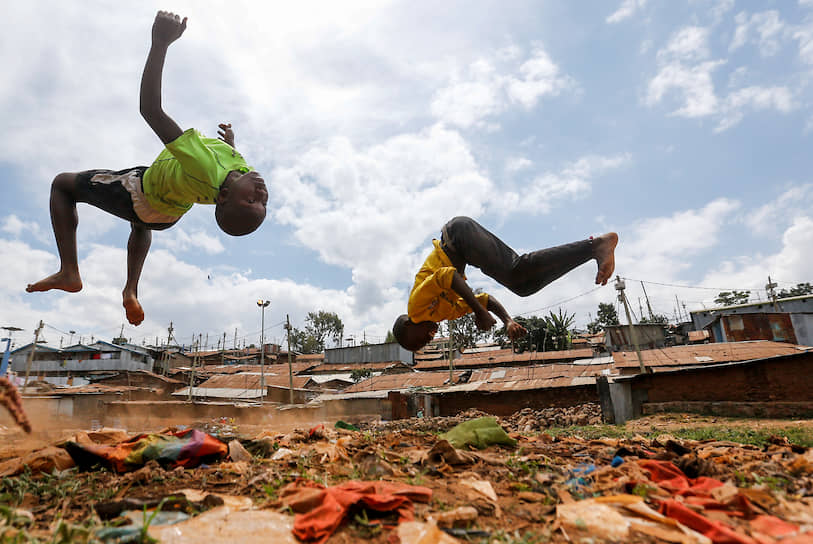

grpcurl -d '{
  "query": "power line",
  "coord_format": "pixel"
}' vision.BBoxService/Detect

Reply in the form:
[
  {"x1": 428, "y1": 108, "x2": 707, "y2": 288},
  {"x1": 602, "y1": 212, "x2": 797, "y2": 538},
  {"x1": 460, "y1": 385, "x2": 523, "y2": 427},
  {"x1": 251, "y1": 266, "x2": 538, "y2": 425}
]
[
  {"x1": 515, "y1": 286, "x2": 605, "y2": 317},
  {"x1": 622, "y1": 277, "x2": 768, "y2": 292}
]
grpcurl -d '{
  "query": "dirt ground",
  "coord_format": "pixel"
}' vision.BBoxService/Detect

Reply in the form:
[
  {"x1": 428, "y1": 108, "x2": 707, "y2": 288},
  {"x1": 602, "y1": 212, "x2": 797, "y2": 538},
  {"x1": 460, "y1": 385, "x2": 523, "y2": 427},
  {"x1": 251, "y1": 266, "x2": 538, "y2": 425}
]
[{"x1": 1, "y1": 409, "x2": 812, "y2": 543}]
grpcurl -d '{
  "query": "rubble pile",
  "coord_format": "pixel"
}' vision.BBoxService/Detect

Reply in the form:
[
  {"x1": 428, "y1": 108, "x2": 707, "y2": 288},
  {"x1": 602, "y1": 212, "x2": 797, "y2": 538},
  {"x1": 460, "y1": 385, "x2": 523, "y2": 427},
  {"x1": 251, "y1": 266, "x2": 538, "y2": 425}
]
[
  {"x1": 501, "y1": 403, "x2": 603, "y2": 432},
  {"x1": 361, "y1": 404, "x2": 603, "y2": 435},
  {"x1": 0, "y1": 411, "x2": 812, "y2": 543}
]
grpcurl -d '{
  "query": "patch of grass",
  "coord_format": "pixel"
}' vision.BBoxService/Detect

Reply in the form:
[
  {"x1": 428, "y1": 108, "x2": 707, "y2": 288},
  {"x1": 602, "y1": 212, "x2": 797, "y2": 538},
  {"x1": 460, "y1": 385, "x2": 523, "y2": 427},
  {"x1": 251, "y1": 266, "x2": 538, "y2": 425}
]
[
  {"x1": 544, "y1": 422, "x2": 813, "y2": 448},
  {"x1": 482, "y1": 529, "x2": 550, "y2": 543},
  {"x1": 350, "y1": 510, "x2": 382, "y2": 539}
]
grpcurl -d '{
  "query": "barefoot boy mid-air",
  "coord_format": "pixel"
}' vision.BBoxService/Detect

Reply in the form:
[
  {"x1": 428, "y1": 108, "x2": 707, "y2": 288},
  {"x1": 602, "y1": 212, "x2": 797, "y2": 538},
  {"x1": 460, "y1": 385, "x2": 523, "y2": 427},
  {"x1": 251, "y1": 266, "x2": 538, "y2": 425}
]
[
  {"x1": 26, "y1": 11, "x2": 268, "y2": 326},
  {"x1": 393, "y1": 216, "x2": 618, "y2": 351}
]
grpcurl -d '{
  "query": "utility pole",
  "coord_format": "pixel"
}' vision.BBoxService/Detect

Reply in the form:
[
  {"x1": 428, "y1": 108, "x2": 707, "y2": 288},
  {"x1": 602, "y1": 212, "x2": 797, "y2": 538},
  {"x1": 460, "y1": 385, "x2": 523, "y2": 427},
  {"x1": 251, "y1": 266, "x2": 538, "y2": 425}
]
[
  {"x1": 448, "y1": 320, "x2": 455, "y2": 384},
  {"x1": 221, "y1": 332, "x2": 227, "y2": 365},
  {"x1": 257, "y1": 300, "x2": 270, "y2": 404},
  {"x1": 188, "y1": 339, "x2": 199, "y2": 402},
  {"x1": 24, "y1": 321, "x2": 45, "y2": 388},
  {"x1": 615, "y1": 277, "x2": 647, "y2": 374},
  {"x1": 234, "y1": 328, "x2": 238, "y2": 350},
  {"x1": 641, "y1": 281, "x2": 654, "y2": 321},
  {"x1": 766, "y1": 276, "x2": 779, "y2": 312},
  {"x1": 285, "y1": 315, "x2": 294, "y2": 405}
]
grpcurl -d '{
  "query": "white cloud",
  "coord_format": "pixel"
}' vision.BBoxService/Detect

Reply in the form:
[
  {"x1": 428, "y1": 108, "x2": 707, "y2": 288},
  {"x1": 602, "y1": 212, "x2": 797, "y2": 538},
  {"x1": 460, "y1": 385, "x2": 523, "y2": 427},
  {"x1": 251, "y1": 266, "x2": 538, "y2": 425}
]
[
  {"x1": 505, "y1": 157, "x2": 533, "y2": 173},
  {"x1": 729, "y1": 11, "x2": 787, "y2": 57},
  {"x1": 431, "y1": 47, "x2": 574, "y2": 129},
  {"x1": 709, "y1": 0, "x2": 735, "y2": 24},
  {"x1": 495, "y1": 154, "x2": 631, "y2": 216},
  {"x1": 793, "y1": 20, "x2": 813, "y2": 64},
  {"x1": 1, "y1": 215, "x2": 48, "y2": 244},
  {"x1": 701, "y1": 216, "x2": 813, "y2": 304},
  {"x1": 153, "y1": 227, "x2": 226, "y2": 255},
  {"x1": 715, "y1": 85, "x2": 795, "y2": 131},
  {"x1": 744, "y1": 183, "x2": 813, "y2": 237},
  {"x1": 269, "y1": 123, "x2": 492, "y2": 311},
  {"x1": 623, "y1": 198, "x2": 741, "y2": 277},
  {"x1": 658, "y1": 26, "x2": 711, "y2": 63},
  {"x1": 647, "y1": 60, "x2": 724, "y2": 118},
  {"x1": 646, "y1": 25, "x2": 795, "y2": 130},
  {"x1": 606, "y1": 0, "x2": 647, "y2": 24}
]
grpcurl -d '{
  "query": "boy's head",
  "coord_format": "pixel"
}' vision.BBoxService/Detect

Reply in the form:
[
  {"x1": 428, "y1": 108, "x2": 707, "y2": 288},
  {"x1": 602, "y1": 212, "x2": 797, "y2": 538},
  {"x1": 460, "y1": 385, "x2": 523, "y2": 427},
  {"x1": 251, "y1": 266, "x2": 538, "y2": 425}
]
[
  {"x1": 215, "y1": 170, "x2": 268, "y2": 236},
  {"x1": 393, "y1": 314, "x2": 439, "y2": 352}
]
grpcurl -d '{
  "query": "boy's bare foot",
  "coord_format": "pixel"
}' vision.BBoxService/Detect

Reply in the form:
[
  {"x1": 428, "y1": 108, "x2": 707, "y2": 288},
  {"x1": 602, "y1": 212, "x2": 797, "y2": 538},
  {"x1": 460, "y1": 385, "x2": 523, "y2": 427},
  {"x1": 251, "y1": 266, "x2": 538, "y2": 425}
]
[
  {"x1": 0, "y1": 377, "x2": 32, "y2": 433},
  {"x1": 123, "y1": 294, "x2": 145, "y2": 326},
  {"x1": 26, "y1": 271, "x2": 82, "y2": 293},
  {"x1": 593, "y1": 232, "x2": 618, "y2": 286}
]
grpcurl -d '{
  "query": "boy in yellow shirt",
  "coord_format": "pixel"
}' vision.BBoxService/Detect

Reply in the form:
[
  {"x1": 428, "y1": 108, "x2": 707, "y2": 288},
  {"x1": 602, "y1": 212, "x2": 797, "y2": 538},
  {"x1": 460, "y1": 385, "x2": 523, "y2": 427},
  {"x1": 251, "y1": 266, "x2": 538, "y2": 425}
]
[
  {"x1": 26, "y1": 12, "x2": 267, "y2": 326},
  {"x1": 393, "y1": 216, "x2": 618, "y2": 351}
]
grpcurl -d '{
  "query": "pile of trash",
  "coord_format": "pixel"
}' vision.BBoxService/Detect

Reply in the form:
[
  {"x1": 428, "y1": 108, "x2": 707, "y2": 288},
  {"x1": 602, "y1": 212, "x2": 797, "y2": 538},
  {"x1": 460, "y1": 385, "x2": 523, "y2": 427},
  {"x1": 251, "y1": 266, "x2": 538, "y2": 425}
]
[
  {"x1": 362, "y1": 404, "x2": 603, "y2": 435},
  {"x1": 0, "y1": 412, "x2": 812, "y2": 543},
  {"x1": 501, "y1": 403, "x2": 603, "y2": 432}
]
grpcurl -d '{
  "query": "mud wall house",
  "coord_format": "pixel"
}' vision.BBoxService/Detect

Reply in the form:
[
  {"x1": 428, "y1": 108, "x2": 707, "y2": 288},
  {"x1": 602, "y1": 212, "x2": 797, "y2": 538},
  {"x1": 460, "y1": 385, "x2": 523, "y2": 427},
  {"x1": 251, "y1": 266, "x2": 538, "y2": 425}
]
[
  {"x1": 172, "y1": 372, "x2": 316, "y2": 404},
  {"x1": 315, "y1": 358, "x2": 616, "y2": 419},
  {"x1": 602, "y1": 341, "x2": 813, "y2": 422},
  {"x1": 88, "y1": 370, "x2": 185, "y2": 400},
  {"x1": 703, "y1": 312, "x2": 812, "y2": 345},
  {"x1": 690, "y1": 294, "x2": 813, "y2": 346},
  {"x1": 10, "y1": 341, "x2": 154, "y2": 386}
]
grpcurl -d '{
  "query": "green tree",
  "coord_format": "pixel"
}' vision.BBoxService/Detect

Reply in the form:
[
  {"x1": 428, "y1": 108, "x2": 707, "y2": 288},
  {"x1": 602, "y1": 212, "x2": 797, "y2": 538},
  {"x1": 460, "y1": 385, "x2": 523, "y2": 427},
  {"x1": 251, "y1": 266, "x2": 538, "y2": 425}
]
[
  {"x1": 289, "y1": 311, "x2": 344, "y2": 353},
  {"x1": 778, "y1": 282, "x2": 813, "y2": 298},
  {"x1": 543, "y1": 308, "x2": 575, "y2": 351},
  {"x1": 714, "y1": 290, "x2": 750, "y2": 306},
  {"x1": 639, "y1": 314, "x2": 668, "y2": 324},
  {"x1": 445, "y1": 312, "x2": 491, "y2": 350},
  {"x1": 350, "y1": 368, "x2": 373, "y2": 382},
  {"x1": 587, "y1": 302, "x2": 620, "y2": 333},
  {"x1": 385, "y1": 330, "x2": 396, "y2": 343},
  {"x1": 494, "y1": 315, "x2": 545, "y2": 351}
]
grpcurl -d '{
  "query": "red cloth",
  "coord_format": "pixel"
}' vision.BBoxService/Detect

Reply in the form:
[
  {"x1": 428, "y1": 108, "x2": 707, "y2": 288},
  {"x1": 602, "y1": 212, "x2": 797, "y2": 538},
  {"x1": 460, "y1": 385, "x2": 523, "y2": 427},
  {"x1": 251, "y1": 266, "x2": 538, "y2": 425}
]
[
  {"x1": 750, "y1": 515, "x2": 800, "y2": 538},
  {"x1": 289, "y1": 479, "x2": 432, "y2": 543},
  {"x1": 639, "y1": 459, "x2": 724, "y2": 496},
  {"x1": 660, "y1": 500, "x2": 757, "y2": 544}
]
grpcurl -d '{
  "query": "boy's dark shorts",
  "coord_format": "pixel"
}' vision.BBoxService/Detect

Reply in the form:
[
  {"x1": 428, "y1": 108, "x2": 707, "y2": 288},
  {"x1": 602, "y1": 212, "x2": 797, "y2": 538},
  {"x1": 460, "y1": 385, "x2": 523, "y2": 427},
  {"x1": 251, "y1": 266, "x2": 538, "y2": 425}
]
[{"x1": 75, "y1": 167, "x2": 179, "y2": 231}]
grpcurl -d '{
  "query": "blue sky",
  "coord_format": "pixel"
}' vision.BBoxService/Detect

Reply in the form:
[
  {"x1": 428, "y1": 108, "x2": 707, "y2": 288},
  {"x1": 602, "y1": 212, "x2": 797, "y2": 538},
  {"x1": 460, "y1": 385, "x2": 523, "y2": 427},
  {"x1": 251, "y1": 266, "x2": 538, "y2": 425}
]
[{"x1": 2, "y1": 0, "x2": 813, "y2": 350}]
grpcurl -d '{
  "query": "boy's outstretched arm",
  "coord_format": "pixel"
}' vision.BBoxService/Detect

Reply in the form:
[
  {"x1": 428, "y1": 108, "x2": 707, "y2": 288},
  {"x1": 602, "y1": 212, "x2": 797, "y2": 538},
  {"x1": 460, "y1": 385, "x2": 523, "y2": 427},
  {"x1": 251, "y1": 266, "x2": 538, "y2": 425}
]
[
  {"x1": 486, "y1": 296, "x2": 527, "y2": 341},
  {"x1": 450, "y1": 271, "x2": 497, "y2": 331},
  {"x1": 140, "y1": 11, "x2": 187, "y2": 145}
]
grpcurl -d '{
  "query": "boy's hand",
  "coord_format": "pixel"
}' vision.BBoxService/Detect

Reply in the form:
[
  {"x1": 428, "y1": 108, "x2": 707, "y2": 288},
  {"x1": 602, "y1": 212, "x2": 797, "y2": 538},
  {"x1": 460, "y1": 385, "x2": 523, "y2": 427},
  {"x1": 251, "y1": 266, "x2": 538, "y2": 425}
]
[
  {"x1": 505, "y1": 319, "x2": 527, "y2": 341},
  {"x1": 152, "y1": 11, "x2": 187, "y2": 47},
  {"x1": 474, "y1": 309, "x2": 497, "y2": 331},
  {"x1": 218, "y1": 123, "x2": 235, "y2": 147}
]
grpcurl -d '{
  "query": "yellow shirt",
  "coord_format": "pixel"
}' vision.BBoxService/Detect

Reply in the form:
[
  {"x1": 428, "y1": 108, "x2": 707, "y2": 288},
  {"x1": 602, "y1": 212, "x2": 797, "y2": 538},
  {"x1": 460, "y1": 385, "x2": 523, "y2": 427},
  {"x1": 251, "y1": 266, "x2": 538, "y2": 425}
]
[{"x1": 407, "y1": 240, "x2": 489, "y2": 323}]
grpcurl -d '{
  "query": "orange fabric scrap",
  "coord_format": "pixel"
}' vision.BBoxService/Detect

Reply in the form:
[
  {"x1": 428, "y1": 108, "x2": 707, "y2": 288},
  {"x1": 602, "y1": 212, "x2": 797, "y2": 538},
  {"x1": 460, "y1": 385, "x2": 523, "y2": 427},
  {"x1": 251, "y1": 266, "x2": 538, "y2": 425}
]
[{"x1": 285, "y1": 479, "x2": 432, "y2": 544}]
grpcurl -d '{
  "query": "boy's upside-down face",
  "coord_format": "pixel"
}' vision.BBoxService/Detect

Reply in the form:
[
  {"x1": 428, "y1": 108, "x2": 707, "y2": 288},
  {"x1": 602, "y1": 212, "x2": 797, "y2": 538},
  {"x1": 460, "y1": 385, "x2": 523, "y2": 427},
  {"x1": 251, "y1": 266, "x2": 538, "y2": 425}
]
[
  {"x1": 394, "y1": 314, "x2": 439, "y2": 352},
  {"x1": 216, "y1": 171, "x2": 268, "y2": 236}
]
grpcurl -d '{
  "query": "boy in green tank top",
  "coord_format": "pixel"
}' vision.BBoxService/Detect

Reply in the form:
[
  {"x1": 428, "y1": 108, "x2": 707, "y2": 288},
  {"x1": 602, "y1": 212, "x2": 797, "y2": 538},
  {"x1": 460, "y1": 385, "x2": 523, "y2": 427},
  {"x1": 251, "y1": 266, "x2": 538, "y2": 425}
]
[{"x1": 26, "y1": 11, "x2": 267, "y2": 326}]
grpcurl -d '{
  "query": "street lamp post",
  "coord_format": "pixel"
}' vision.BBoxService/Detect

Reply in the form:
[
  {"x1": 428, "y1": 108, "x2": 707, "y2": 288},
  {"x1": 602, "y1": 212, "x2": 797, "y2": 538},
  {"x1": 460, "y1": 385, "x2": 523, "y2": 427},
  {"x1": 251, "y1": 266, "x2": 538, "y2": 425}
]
[{"x1": 257, "y1": 299, "x2": 270, "y2": 404}]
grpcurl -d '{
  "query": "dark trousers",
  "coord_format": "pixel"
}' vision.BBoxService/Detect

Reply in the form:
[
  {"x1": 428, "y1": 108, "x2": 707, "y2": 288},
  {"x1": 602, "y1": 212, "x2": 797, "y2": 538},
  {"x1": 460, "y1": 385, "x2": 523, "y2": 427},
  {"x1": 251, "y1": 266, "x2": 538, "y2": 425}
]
[{"x1": 440, "y1": 216, "x2": 593, "y2": 297}]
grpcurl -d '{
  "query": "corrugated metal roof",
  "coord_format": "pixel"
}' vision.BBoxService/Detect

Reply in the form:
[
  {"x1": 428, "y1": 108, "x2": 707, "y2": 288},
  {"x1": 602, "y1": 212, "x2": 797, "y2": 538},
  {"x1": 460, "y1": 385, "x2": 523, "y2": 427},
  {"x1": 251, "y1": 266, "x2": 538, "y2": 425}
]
[
  {"x1": 343, "y1": 361, "x2": 615, "y2": 394},
  {"x1": 612, "y1": 340, "x2": 811, "y2": 369},
  {"x1": 414, "y1": 348, "x2": 595, "y2": 370},
  {"x1": 197, "y1": 363, "x2": 314, "y2": 375},
  {"x1": 194, "y1": 373, "x2": 312, "y2": 390}
]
